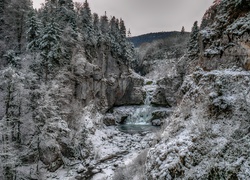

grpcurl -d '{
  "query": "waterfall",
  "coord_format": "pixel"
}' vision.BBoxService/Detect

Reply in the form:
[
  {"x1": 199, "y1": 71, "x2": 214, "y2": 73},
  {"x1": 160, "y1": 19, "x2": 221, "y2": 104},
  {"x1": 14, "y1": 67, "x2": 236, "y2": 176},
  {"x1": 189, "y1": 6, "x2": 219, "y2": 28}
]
[{"x1": 125, "y1": 79, "x2": 157, "y2": 125}]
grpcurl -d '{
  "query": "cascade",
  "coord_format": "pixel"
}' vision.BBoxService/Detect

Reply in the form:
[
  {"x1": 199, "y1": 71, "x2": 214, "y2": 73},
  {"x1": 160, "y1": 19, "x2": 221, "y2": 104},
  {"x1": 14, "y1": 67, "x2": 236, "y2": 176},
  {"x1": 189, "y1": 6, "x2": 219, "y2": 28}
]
[{"x1": 125, "y1": 79, "x2": 157, "y2": 125}]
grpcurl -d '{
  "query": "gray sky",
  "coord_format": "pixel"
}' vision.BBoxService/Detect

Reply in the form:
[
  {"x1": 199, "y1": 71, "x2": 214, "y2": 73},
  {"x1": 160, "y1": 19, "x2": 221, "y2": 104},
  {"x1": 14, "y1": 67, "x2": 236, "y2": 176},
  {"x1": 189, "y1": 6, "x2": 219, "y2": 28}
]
[{"x1": 33, "y1": 0, "x2": 214, "y2": 36}]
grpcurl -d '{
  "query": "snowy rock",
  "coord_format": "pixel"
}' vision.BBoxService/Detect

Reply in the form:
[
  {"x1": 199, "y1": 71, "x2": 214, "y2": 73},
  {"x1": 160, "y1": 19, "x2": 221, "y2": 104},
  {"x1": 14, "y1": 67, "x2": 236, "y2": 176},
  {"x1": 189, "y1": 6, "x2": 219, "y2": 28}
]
[
  {"x1": 151, "y1": 119, "x2": 161, "y2": 126},
  {"x1": 146, "y1": 70, "x2": 250, "y2": 179},
  {"x1": 103, "y1": 114, "x2": 117, "y2": 126},
  {"x1": 152, "y1": 109, "x2": 172, "y2": 120}
]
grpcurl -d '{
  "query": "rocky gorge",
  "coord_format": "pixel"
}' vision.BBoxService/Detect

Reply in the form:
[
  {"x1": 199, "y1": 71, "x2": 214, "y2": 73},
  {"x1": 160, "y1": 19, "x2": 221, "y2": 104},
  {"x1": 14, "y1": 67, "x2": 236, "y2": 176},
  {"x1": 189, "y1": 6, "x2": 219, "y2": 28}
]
[{"x1": 1, "y1": 0, "x2": 250, "y2": 179}]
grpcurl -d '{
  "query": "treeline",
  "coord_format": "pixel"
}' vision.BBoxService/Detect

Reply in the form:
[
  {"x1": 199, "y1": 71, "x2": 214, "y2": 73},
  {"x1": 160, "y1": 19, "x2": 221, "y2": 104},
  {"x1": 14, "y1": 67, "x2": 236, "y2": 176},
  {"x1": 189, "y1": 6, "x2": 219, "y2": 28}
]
[{"x1": 0, "y1": 0, "x2": 135, "y2": 77}]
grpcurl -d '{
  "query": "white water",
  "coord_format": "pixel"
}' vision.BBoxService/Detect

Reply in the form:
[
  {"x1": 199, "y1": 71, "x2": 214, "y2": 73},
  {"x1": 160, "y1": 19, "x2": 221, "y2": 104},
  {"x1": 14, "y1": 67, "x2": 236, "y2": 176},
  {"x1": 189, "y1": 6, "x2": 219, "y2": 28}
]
[{"x1": 125, "y1": 79, "x2": 157, "y2": 125}]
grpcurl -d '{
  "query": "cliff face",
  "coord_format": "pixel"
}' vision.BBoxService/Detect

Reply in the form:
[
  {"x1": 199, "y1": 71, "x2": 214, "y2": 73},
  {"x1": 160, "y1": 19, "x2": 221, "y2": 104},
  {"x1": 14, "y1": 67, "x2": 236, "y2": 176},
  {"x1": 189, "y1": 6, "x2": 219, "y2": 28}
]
[
  {"x1": 72, "y1": 46, "x2": 145, "y2": 111},
  {"x1": 145, "y1": 1, "x2": 250, "y2": 179},
  {"x1": 199, "y1": 0, "x2": 250, "y2": 70},
  {"x1": 146, "y1": 69, "x2": 250, "y2": 179}
]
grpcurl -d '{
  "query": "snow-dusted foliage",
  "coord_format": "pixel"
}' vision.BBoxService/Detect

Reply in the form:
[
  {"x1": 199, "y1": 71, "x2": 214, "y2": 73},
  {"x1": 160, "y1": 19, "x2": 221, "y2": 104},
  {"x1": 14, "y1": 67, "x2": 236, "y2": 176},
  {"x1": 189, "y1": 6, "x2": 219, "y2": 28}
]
[
  {"x1": 146, "y1": 69, "x2": 250, "y2": 179},
  {"x1": 26, "y1": 12, "x2": 41, "y2": 51},
  {"x1": 198, "y1": 0, "x2": 250, "y2": 70},
  {"x1": 188, "y1": 21, "x2": 200, "y2": 58},
  {"x1": 0, "y1": 0, "x2": 138, "y2": 179}
]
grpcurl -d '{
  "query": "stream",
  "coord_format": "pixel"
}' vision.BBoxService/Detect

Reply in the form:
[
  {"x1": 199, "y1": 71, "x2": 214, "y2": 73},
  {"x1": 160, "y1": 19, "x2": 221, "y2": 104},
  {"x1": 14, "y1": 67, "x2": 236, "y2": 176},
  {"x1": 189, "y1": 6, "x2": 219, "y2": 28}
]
[{"x1": 115, "y1": 79, "x2": 171, "y2": 134}]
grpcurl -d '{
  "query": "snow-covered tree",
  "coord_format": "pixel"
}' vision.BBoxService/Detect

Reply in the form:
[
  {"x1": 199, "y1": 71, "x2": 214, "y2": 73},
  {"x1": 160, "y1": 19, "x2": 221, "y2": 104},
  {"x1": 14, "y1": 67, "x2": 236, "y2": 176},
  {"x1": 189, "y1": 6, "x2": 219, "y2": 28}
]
[
  {"x1": 81, "y1": 0, "x2": 92, "y2": 31},
  {"x1": 0, "y1": 0, "x2": 32, "y2": 54},
  {"x1": 38, "y1": 20, "x2": 62, "y2": 82},
  {"x1": 26, "y1": 12, "x2": 41, "y2": 51},
  {"x1": 100, "y1": 12, "x2": 109, "y2": 35},
  {"x1": 119, "y1": 18, "x2": 126, "y2": 38},
  {"x1": 57, "y1": 0, "x2": 76, "y2": 31},
  {"x1": 3, "y1": 50, "x2": 21, "y2": 68},
  {"x1": 0, "y1": 67, "x2": 25, "y2": 143},
  {"x1": 188, "y1": 21, "x2": 200, "y2": 58}
]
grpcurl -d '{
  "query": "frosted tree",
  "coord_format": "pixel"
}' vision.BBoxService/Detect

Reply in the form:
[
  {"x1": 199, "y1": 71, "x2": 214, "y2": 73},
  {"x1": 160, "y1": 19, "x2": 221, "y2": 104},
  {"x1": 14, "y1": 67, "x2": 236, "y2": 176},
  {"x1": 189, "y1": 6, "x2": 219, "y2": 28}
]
[
  {"x1": 0, "y1": 66, "x2": 26, "y2": 179},
  {"x1": 57, "y1": 0, "x2": 76, "y2": 31},
  {"x1": 188, "y1": 21, "x2": 200, "y2": 58},
  {"x1": 26, "y1": 12, "x2": 41, "y2": 51},
  {"x1": 38, "y1": 20, "x2": 62, "y2": 82},
  {"x1": 81, "y1": 0, "x2": 92, "y2": 30},
  {"x1": 119, "y1": 18, "x2": 126, "y2": 39},
  {"x1": 3, "y1": 50, "x2": 21, "y2": 68},
  {"x1": 0, "y1": 67, "x2": 25, "y2": 143},
  {"x1": 109, "y1": 16, "x2": 121, "y2": 56},
  {"x1": 100, "y1": 12, "x2": 109, "y2": 37},
  {"x1": 4, "y1": 0, "x2": 33, "y2": 52},
  {"x1": 93, "y1": 13, "x2": 99, "y2": 31}
]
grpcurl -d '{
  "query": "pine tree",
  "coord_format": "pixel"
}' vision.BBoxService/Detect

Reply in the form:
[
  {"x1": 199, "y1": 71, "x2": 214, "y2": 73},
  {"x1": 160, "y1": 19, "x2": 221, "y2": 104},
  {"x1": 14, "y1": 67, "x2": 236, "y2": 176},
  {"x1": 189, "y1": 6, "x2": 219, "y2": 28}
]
[
  {"x1": 93, "y1": 13, "x2": 100, "y2": 32},
  {"x1": 3, "y1": 50, "x2": 21, "y2": 68},
  {"x1": 81, "y1": 0, "x2": 92, "y2": 31},
  {"x1": 66, "y1": 0, "x2": 74, "y2": 11},
  {"x1": 0, "y1": 67, "x2": 24, "y2": 143},
  {"x1": 119, "y1": 18, "x2": 126, "y2": 38},
  {"x1": 26, "y1": 12, "x2": 41, "y2": 51},
  {"x1": 181, "y1": 26, "x2": 185, "y2": 35},
  {"x1": 38, "y1": 20, "x2": 62, "y2": 82},
  {"x1": 127, "y1": 29, "x2": 131, "y2": 38},
  {"x1": 3, "y1": 0, "x2": 33, "y2": 53},
  {"x1": 188, "y1": 21, "x2": 200, "y2": 58},
  {"x1": 100, "y1": 12, "x2": 109, "y2": 35},
  {"x1": 57, "y1": 1, "x2": 77, "y2": 31},
  {"x1": 109, "y1": 16, "x2": 122, "y2": 56}
]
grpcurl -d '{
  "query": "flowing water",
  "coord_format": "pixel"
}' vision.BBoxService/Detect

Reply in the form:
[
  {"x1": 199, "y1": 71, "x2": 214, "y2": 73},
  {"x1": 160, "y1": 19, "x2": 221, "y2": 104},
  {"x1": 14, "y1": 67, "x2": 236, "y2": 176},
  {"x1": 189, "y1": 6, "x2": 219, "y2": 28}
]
[{"x1": 117, "y1": 79, "x2": 160, "y2": 133}]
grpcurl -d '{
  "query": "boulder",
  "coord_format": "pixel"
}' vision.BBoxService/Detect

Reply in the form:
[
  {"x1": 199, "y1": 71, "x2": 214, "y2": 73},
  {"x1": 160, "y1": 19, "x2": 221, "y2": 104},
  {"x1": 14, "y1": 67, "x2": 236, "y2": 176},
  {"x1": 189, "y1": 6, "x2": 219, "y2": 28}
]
[
  {"x1": 152, "y1": 109, "x2": 172, "y2": 120},
  {"x1": 151, "y1": 88, "x2": 169, "y2": 106},
  {"x1": 152, "y1": 119, "x2": 162, "y2": 126},
  {"x1": 103, "y1": 114, "x2": 116, "y2": 126}
]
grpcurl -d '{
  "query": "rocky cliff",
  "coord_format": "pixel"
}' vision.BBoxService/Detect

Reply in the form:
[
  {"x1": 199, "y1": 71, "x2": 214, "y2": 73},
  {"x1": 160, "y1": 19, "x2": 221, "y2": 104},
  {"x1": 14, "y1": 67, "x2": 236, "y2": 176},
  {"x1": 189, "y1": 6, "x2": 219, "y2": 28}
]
[{"x1": 144, "y1": 1, "x2": 250, "y2": 179}]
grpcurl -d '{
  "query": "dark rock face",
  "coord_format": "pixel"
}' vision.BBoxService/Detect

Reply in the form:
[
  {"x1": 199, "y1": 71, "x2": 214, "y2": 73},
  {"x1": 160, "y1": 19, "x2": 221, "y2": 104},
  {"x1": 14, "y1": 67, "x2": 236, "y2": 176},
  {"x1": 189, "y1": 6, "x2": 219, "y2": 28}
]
[
  {"x1": 103, "y1": 114, "x2": 117, "y2": 126},
  {"x1": 74, "y1": 52, "x2": 145, "y2": 111},
  {"x1": 151, "y1": 109, "x2": 172, "y2": 120},
  {"x1": 155, "y1": 76, "x2": 184, "y2": 107},
  {"x1": 114, "y1": 77, "x2": 145, "y2": 106},
  {"x1": 151, "y1": 88, "x2": 169, "y2": 106}
]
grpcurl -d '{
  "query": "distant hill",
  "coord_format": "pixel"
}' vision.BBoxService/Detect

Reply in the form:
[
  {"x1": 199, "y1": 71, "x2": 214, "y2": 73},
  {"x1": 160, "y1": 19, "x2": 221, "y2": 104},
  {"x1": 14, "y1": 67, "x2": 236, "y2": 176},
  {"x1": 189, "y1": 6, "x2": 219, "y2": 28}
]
[{"x1": 129, "y1": 31, "x2": 189, "y2": 47}]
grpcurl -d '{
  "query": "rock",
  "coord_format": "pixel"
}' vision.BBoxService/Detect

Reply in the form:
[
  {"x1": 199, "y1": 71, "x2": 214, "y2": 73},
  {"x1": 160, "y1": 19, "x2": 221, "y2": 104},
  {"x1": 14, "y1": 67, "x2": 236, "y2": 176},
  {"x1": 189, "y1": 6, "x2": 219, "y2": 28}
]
[
  {"x1": 152, "y1": 119, "x2": 161, "y2": 126},
  {"x1": 114, "y1": 77, "x2": 145, "y2": 106},
  {"x1": 103, "y1": 114, "x2": 116, "y2": 126},
  {"x1": 151, "y1": 88, "x2": 169, "y2": 106},
  {"x1": 152, "y1": 109, "x2": 172, "y2": 120},
  {"x1": 77, "y1": 164, "x2": 86, "y2": 173},
  {"x1": 39, "y1": 136, "x2": 63, "y2": 172}
]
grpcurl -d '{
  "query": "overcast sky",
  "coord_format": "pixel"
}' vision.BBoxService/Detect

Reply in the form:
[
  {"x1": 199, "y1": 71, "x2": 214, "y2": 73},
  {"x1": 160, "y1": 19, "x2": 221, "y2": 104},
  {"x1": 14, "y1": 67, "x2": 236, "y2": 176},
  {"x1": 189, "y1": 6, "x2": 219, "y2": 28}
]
[{"x1": 33, "y1": 0, "x2": 214, "y2": 36}]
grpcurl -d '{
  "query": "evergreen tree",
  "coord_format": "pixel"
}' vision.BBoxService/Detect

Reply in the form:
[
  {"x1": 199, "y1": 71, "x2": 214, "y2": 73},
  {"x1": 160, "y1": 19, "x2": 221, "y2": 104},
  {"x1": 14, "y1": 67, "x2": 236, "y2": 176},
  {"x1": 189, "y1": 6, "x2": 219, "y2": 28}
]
[
  {"x1": 38, "y1": 20, "x2": 62, "y2": 82},
  {"x1": 119, "y1": 18, "x2": 126, "y2": 38},
  {"x1": 188, "y1": 21, "x2": 200, "y2": 58},
  {"x1": 100, "y1": 12, "x2": 109, "y2": 35},
  {"x1": 26, "y1": 12, "x2": 41, "y2": 51},
  {"x1": 127, "y1": 29, "x2": 131, "y2": 37},
  {"x1": 3, "y1": 50, "x2": 21, "y2": 68},
  {"x1": 3, "y1": 0, "x2": 33, "y2": 53},
  {"x1": 109, "y1": 16, "x2": 122, "y2": 56},
  {"x1": 66, "y1": 0, "x2": 74, "y2": 11},
  {"x1": 181, "y1": 26, "x2": 185, "y2": 35},
  {"x1": 81, "y1": 0, "x2": 92, "y2": 31},
  {"x1": 93, "y1": 13, "x2": 100, "y2": 32},
  {"x1": 0, "y1": 66, "x2": 25, "y2": 143}
]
